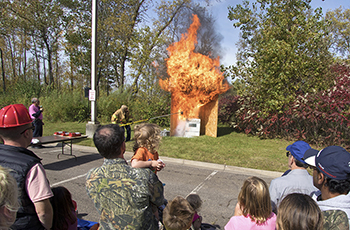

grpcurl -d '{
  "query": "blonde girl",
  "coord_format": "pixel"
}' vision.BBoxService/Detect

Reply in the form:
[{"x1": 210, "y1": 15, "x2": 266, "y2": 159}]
[
  {"x1": 0, "y1": 166, "x2": 20, "y2": 229},
  {"x1": 131, "y1": 123, "x2": 165, "y2": 173},
  {"x1": 225, "y1": 176, "x2": 276, "y2": 230}
]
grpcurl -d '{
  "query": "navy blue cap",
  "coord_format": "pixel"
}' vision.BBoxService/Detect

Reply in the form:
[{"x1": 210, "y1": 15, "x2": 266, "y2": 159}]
[
  {"x1": 304, "y1": 146, "x2": 350, "y2": 180},
  {"x1": 286, "y1": 141, "x2": 311, "y2": 164}
]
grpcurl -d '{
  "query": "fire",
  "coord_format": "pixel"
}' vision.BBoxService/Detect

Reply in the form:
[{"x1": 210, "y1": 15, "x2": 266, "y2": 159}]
[{"x1": 159, "y1": 14, "x2": 229, "y2": 119}]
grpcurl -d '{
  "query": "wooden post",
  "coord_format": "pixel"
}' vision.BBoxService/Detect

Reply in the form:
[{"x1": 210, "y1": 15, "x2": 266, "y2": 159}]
[{"x1": 199, "y1": 95, "x2": 218, "y2": 137}]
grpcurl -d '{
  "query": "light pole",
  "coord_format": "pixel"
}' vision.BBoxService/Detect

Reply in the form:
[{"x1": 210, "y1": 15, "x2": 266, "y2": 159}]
[{"x1": 86, "y1": 0, "x2": 101, "y2": 137}]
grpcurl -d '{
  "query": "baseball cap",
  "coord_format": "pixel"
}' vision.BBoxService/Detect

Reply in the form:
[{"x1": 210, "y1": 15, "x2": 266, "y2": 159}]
[
  {"x1": 303, "y1": 146, "x2": 350, "y2": 180},
  {"x1": 286, "y1": 141, "x2": 311, "y2": 164}
]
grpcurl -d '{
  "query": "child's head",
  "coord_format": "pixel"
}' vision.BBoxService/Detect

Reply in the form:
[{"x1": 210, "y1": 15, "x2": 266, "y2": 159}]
[
  {"x1": 50, "y1": 186, "x2": 77, "y2": 230},
  {"x1": 0, "y1": 166, "x2": 19, "y2": 228},
  {"x1": 163, "y1": 196, "x2": 195, "y2": 230},
  {"x1": 276, "y1": 193, "x2": 323, "y2": 230},
  {"x1": 238, "y1": 176, "x2": 272, "y2": 224},
  {"x1": 133, "y1": 123, "x2": 161, "y2": 153},
  {"x1": 186, "y1": 193, "x2": 202, "y2": 212}
]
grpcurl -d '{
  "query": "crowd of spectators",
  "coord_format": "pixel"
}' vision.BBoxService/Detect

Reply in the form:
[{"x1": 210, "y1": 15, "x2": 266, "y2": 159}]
[{"x1": 0, "y1": 103, "x2": 350, "y2": 230}]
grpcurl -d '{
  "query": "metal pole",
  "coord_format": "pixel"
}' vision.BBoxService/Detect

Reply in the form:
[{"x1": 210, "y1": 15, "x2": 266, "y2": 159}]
[
  {"x1": 90, "y1": 0, "x2": 97, "y2": 123},
  {"x1": 86, "y1": 0, "x2": 100, "y2": 137}
]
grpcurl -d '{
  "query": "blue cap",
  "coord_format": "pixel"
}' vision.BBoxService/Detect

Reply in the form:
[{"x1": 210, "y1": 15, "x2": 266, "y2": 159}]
[
  {"x1": 304, "y1": 146, "x2": 350, "y2": 180},
  {"x1": 286, "y1": 141, "x2": 311, "y2": 164}
]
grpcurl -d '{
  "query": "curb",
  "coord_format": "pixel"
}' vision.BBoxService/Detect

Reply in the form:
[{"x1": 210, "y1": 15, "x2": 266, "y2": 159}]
[{"x1": 71, "y1": 144, "x2": 283, "y2": 178}]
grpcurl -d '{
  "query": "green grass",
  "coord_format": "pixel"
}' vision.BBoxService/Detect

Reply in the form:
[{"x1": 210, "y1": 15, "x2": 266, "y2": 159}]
[{"x1": 44, "y1": 122, "x2": 296, "y2": 172}]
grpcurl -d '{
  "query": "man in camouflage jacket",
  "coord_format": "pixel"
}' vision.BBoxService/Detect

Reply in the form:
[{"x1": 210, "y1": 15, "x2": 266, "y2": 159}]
[
  {"x1": 323, "y1": 210, "x2": 349, "y2": 230},
  {"x1": 86, "y1": 124, "x2": 164, "y2": 230}
]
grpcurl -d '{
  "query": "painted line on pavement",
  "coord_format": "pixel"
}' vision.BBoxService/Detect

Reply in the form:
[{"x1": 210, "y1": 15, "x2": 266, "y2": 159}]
[
  {"x1": 51, "y1": 173, "x2": 87, "y2": 187},
  {"x1": 189, "y1": 170, "x2": 218, "y2": 194}
]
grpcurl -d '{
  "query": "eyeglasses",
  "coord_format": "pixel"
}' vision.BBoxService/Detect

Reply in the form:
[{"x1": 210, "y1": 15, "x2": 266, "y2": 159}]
[
  {"x1": 286, "y1": 152, "x2": 291, "y2": 157},
  {"x1": 20, "y1": 125, "x2": 35, "y2": 134}
]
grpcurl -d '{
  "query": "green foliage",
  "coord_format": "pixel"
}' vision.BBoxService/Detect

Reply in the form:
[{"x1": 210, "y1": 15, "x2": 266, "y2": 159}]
[
  {"x1": 326, "y1": 7, "x2": 350, "y2": 60},
  {"x1": 227, "y1": 0, "x2": 334, "y2": 113},
  {"x1": 41, "y1": 90, "x2": 89, "y2": 122},
  {"x1": 0, "y1": 79, "x2": 43, "y2": 108},
  {"x1": 132, "y1": 91, "x2": 171, "y2": 127},
  {"x1": 96, "y1": 89, "x2": 130, "y2": 123},
  {"x1": 222, "y1": 64, "x2": 350, "y2": 148}
]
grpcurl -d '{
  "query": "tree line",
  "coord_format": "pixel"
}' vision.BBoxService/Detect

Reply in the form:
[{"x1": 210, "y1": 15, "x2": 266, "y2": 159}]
[{"x1": 0, "y1": 0, "x2": 222, "y2": 107}]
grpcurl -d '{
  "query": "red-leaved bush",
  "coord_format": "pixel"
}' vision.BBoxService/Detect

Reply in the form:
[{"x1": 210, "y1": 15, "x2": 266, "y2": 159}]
[{"x1": 219, "y1": 64, "x2": 350, "y2": 148}]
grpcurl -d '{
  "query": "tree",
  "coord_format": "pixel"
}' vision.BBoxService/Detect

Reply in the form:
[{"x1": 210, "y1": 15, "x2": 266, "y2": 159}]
[
  {"x1": 326, "y1": 7, "x2": 350, "y2": 60},
  {"x1": 227, "y1": 0, "x2": 334, "y2": 113}
]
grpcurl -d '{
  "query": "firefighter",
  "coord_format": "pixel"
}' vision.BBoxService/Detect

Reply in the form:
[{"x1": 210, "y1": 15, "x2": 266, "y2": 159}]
[{"x1": 111, "y1": 105, "x2": 132, "y2": 141}]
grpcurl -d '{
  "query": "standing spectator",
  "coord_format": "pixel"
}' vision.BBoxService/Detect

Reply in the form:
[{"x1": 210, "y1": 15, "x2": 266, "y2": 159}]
[
  {"x1": 303, "y1": 146, "x2": 350, "y2": 224},
  {"x1": 86, "y1": 124, "x2": 164, "y2": 230},
  {"x1": 131, "y1": 123, "x2": 165, "y2": 174},
  {"x1": 163, "y1": 196, "x2": 195, "y2": 230},
  {"x1": 111, "y1": 105, "x2": 132, "y2": 141},
  {"x1": 28, "y1": 98, "x2": 44, "y2": 138},
  {"x1": 0, "y1": 104, "x2": 53, "y2": 230},
  {"x1": 269, "y1": 141, "x2": 317, "y2": 211},
  {"x1": 0, "y1": 165, "x2": 20, "y2": 229},
  {"x1": 276, "y1": 193, "x2": 323, "y2": 230},
  {"x1": 225, "y1": 176, "x2": 276, "y2": 230}
]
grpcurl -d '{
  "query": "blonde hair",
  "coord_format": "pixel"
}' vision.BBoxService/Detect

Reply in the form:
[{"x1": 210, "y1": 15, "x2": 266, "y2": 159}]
[
  {"x1": 186, "y1": 193, "x2": 202, "y2": 212},
  {"x1": 163, "y1": 196, "x2": 195, "y2": 230},
  {"x1": 133, "y1": 123, "x2": 161, "y2": 154},
  {"x1": 277, "y1": 193, "x2": 323, "y2": 230},
  {"x1": 0, "y1": 166, "x2": 19, "y2": 212},
  {"x1": 238, "y1": 176, "x2": 272, "y2": 224}
]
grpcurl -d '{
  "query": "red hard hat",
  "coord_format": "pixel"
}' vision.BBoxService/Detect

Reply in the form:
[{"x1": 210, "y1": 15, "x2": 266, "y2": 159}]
[{"x1": 0, "y1": 104, "x2": 33, "y2": 128}]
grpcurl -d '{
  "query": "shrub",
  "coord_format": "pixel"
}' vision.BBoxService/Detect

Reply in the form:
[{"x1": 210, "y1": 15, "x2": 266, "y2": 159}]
[{"x1": 226, "y1": 64, "x2": 350, "y2": 148}]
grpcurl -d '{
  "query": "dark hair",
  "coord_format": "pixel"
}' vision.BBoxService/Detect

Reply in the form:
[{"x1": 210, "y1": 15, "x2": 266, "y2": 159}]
[
  {"x1": 50, "y1": 186, "x2": 76, "y2": 230},
  {"x1": 294, "y1": 159, "x2": 308, "y2": 169},
  {"x1": 325, "y1": 178, "x2": 350, "y2": 194},
  {"x1": 315, "y1": 168, "x2": 350, "y2": 194},
  {"x1": 93, "y1": 124, "x2": 124, "y2": 159},
  {"x1": 277, "y1": 193, "x2": 323, "y2": 230}
]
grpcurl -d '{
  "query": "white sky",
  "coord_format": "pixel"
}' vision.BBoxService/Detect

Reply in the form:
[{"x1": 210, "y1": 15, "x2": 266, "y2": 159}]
[{"x1": 209, "y1": 0, "x2": 350, "y2": 66}]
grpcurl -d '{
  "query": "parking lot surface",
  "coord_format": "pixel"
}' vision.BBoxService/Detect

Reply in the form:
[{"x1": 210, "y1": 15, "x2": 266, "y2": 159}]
[{"x1": 32, "y1": 143, "x2": 282, "y2": 229}]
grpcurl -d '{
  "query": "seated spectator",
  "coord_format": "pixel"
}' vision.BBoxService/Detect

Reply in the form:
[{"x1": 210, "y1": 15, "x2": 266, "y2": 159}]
[
  {"x1": 163, "y1": 196, "x2": 195, "y2": 230},
  {"x1": 276, "y1": 193, "x2": 323, "y2": 230},
  {"x1": 225, "y1": 176, "x2": 276, "y2": 230},
  {"x1": 322, "y1": 209, "x2": 349, "y2": 230},
  {"x1": 0, "y1": 165, "x2": 19, "y2": 229},
  {"x1": 50, "y1": 186, "x2": 77, "y2": 230},
  {"x1": 269, "y1": 141, "x2": 316, "y2": 212},
  {"x1": 303, "y1": 146, "x2": 350, "y2": 224},
  {"x1": 186, "y1": 194, "x2": 203, "y2": 230}
]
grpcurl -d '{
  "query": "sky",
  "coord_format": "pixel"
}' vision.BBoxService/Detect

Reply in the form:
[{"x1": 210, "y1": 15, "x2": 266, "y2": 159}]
[{"x1": 208, "y1": 0, "x2": 350, "y2": 67}]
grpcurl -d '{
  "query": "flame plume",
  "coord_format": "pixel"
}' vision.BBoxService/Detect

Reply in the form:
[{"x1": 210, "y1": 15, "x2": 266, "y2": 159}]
[{"x1": 159, "y1": 14, "x2": 229, "y2": 119}]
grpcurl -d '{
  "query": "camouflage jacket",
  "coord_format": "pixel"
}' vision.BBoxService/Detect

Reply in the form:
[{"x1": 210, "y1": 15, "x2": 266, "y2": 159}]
[
  {"x1": 86, "y1": 158, "x2": 164, "y2": 230},
  {"x1": 323, "y1": 210, "x2": 349, "y2": 230}
]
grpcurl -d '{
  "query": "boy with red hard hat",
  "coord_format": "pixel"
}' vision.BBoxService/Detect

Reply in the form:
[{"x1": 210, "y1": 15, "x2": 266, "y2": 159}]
[{"x1": 0, "y1": 104, "x2": 53, "y2": 230}]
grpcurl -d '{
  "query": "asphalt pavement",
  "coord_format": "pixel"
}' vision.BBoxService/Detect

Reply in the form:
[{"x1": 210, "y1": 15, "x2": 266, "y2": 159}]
[{"x1": 32, "y1": 142, "x2": 283, "y2": 229}]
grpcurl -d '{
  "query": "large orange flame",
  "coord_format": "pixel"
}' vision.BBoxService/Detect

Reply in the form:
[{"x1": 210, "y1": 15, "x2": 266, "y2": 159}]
[{"x1": 159, "y1": 14, "x2": 229, "y2": 119}]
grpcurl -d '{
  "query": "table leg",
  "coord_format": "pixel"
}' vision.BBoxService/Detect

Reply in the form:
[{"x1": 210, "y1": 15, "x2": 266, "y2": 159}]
[{"x1": 57, "y1": 141, "x2": 76, "y2": 159}]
